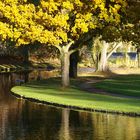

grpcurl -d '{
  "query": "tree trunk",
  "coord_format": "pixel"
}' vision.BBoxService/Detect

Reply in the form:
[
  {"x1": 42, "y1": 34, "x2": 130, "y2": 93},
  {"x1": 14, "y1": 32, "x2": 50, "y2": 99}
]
[
  {"x1": 96, "y1": 57, "x2": 107, "y2": 72},
  {"x1": 69, "y1": 51, "x2": 79, "y2": 78},
  {"x1": 137, "y1": 52, "x2": 140, "y2": 68},
  {"x1": 22, "y1": 46, "x2": 29, "y2": 63},
  {"x1": 61, "y1": 51, "x2": 70, "y2": 87},
  {"x1": 56, "y1": 41, "x2": 75, "y2": 88},
  {"x1": 24, "y1": 71, "x2": 29, "y2": 83},
  {"x1": 59, "y1": 109, "x2": 70, "y2": 140},
  {"x1": 137, "y1": 48, "x2": 140, "y2": 68},
  {"x1": 96, "y1": 41, "x2": 108, "y2": 72}
]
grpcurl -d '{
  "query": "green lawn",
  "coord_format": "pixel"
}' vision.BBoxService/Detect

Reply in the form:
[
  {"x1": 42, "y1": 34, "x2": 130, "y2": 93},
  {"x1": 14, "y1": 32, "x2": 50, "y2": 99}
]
[
  {"x1": 94, "y1": 75, "x2": 140, "y2": 97},
  {"x1": 11, "y1": 78, "x2": 140, "y2": 115}
]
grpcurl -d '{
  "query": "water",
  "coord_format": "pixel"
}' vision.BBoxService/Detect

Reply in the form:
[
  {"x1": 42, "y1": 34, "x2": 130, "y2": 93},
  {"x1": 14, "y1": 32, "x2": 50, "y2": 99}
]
[
  {"x1": 110, "y1": 52, "x2": 137, "y2": 60},
  {"x1": 0, "y1": 71, "x2": 140, "y2": 140}
]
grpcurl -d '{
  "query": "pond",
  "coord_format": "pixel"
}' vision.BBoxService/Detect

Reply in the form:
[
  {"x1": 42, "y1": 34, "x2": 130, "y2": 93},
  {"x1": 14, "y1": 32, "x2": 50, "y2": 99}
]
[{"x1": 0, "y1": 71, "x2": 140, "y2": 140}]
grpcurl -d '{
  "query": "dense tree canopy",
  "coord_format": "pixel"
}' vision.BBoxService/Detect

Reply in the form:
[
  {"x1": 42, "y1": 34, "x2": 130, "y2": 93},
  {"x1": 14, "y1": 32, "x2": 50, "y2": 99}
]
[
  {"x1": 121, "y1": 1, "x2": 140, "y2": 45},
  {"x1": 0, "y1": 0, "x2": 127, "y2": 46},
  {"x1": 0, "y1": 0, "x2": 127, "y2": 87}
]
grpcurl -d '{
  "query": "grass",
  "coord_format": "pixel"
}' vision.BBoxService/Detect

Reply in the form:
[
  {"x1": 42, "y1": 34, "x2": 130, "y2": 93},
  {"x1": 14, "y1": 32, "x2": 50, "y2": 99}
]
[
  {"x1": 11, "y1": 78, "x2": 140, "y2": 115},
  {"x1": 94, "y1": 75, "x2": 140, "y2": 97}
]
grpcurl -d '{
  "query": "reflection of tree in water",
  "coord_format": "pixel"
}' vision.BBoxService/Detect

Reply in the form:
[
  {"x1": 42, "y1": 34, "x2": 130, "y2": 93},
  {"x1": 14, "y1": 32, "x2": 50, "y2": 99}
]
[
  {"x1": 0, "y1": 73, "x2": 28, "y2": 140},
  {"x1": 70, "y1": 111, "x2": 94, "y2": 140},
  {"x1": 59, "y1": 110, "x2": 94, "y2": 140},
  {"x1": 0, "y1": 73, "x2": 140, "y2": 140},
  {"x1": 0, "y1": 73, "x2": 26, "y2": 140},
  {"x1": 59, "y1": 110, "x2": 140, "y2": 140},
  {"x1": 59, "y1": 109, "x2": 71, "y2": 140},
  {"x1": 10, "y1": 102, "x2": 62, "y2": 140},
  {"x1": 0, "y1": 100, "x2": 62, "y2": 140},
  {"x1": 0, "y1": 72, "x2": 61, "y2": 140},
  {"x1": 91, "y1": 113, "x2": 140, "y2": 140},
  {"x1": 0, "y1": 74, "x2": 12, "y2": 98}
]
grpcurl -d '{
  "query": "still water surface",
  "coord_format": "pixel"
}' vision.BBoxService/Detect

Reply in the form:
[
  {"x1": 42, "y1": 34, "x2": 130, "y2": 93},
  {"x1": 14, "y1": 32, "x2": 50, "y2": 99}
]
[{"x1": 0, "y1": 71, "x2": 140, "y2": 140}]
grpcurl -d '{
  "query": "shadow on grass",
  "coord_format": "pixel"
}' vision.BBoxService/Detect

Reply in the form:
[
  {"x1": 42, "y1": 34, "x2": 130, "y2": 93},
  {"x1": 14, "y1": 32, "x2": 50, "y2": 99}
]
[
  {"x1": 18, "y1": 77, "x2": 140, "y2": 107},
  {"x1": 94, "y1": 74, "x2": 140, "y2": 97},
  {"x1": 11, "y1": 72, "x2": 140, "y2": 114}
]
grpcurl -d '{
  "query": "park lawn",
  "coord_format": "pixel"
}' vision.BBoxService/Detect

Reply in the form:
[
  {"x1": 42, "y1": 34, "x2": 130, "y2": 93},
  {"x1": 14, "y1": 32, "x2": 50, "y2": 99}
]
[
  {"x1": 94, "y1": 75, "x2": 140, "y2": 97},
  {"x1": 11, "y1": 78, "x2": 140, "y2": 115}
]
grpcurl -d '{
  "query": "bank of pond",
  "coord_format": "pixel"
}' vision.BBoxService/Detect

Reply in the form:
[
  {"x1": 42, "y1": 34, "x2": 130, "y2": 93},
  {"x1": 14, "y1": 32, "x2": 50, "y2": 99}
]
[
  {"x1": 0, "y1": 71, "x2": 140, "y2": 139},
  {"x1": 11, "y1": 75, "x2": 140, "y2": 117}
]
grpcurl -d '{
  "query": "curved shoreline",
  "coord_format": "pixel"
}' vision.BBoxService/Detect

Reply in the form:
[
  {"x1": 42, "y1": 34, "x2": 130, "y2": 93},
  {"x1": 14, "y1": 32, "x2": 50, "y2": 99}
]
[{"x1": 11, "y1": 91, "x2": 140, "y2": 117}]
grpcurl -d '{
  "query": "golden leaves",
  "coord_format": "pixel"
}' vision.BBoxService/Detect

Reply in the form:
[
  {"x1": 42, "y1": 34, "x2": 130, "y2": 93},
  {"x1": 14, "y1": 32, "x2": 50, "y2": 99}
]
[
  {"x1": 0, "y1": 0, "x2": 127, "y2": 47},
  {"x1": 62, "y1": 1, "x2": 74, "y2": 10}
]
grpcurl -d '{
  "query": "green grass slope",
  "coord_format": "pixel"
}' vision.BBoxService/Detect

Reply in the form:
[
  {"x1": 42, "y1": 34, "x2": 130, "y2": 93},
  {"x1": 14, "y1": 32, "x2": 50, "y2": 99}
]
[
  {"x1": 11, "y1": 78, "x2": 140, "y2": 115},
  {"x1": 94, "y1": 75, "x2": 140, "y2": 97}
]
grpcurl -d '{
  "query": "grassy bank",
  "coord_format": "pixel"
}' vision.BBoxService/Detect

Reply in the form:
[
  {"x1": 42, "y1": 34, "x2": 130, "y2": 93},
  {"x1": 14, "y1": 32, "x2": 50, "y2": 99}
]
[
  {"x1": 94, "y1": 75, "x2": 140, "y2": 97},
  {"x1": 11, "y1": 78, "x2": 140, "y2": 116}
]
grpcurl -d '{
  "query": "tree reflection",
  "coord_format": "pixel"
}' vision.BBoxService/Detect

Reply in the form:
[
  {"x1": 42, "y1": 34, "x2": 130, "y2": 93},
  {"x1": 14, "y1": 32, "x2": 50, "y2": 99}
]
[
  {"x1": 0, "y1": 73, "x2": 140, "y2": 140},
  {"x1": 59, "y1": 109, "x2": 71, "y2": 140},
  {"x1": 91, "y1": 113, "x2": 140, "y2": 140}
]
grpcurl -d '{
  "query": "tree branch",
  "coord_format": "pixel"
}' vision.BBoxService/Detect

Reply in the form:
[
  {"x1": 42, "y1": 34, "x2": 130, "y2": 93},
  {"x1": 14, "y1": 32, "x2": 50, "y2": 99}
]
[
  {"x1": 91, "y1": 54, "x2": 96, "y2": 65},
  {"x1": 66, "y1": 41, "x2": 74, "y2": 52},
  {"x1": 107, "y1": 42, "x2": 122, "y2": 60},
  {"x1": 55, "y1": 45, "x2": 62, "y2": 52},
  {"x1": 69, "y1": 48, "x2": 79, "y2": 55}
]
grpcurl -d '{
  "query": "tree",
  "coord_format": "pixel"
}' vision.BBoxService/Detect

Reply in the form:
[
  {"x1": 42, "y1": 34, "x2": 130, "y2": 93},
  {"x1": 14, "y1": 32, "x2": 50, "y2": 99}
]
[
  {"x1": 69, "y1": 32, "x2": 94, "y2": 78},
  {"x1": 87, "y1": 26, "x2": 122, "y2": 72},
  {"x1": 69, "y1": 0, "x2": 128, "y2": 77},
  {"x1": 90, "y1": 38, "x2": 122, "y2": 72},
  {"x1": 0, "y1": 0, "x2": 127, "y2": 87},
  {"x1": 121, "y1": 1, "x2": 140, "y2": 68}
]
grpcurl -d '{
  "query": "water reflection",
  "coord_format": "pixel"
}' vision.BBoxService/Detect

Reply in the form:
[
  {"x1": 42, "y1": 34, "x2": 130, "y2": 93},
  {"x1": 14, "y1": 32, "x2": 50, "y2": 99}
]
[
  {"x1": 0, "y1": 72, "x2": 140, "y2": 140},
  {"x1": 59, "y1": 109, "x2": 71, "y2": 140},
  {"x1": 91, "y1": 113, "x2": 140, "y2": 140}
]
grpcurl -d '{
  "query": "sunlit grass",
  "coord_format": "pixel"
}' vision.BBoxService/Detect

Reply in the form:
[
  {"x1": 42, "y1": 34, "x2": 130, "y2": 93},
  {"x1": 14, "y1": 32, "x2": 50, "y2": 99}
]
[{"x1": 11, "y1": 78, "x2": 140, "y2": 114}]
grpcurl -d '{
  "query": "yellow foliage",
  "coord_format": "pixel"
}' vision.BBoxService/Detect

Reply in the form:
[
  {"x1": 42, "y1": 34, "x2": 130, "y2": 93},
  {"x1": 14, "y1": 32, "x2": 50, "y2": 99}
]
[{"x1": 0, "y1": 0, "x2": 127, "y2": 49}]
